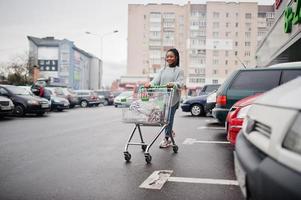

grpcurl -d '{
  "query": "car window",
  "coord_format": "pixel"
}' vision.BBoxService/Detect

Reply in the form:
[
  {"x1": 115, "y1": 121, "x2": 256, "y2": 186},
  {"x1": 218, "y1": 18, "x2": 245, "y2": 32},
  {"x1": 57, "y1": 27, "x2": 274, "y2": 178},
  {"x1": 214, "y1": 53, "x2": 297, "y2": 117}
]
[
  {"x1": 230, "y1": 70, "x2": 281, "y2": 91},
  {"x1": 0, "y1": 88, "x2": 9, "y2": 95},
  {"x1": 204, "y1": 85, "x2": 220, "y2": 93},
  {"x1": 280, "y1": 70, "x2": 301, "y2": 84}
]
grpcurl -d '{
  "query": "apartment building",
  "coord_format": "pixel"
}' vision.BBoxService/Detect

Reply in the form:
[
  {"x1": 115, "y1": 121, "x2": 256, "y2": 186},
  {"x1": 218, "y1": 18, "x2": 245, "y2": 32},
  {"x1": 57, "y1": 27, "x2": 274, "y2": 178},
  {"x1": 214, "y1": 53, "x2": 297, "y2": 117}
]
[{"x1": 127, "y1": 1, "x2": 275, "y2": 88}]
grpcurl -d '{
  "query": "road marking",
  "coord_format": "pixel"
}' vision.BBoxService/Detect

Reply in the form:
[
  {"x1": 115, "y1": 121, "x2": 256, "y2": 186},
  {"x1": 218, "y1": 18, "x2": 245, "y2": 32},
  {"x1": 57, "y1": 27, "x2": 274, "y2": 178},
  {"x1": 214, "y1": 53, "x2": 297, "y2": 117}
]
[
  {"x1": 139, "y1": 170, "x2": 173, "y2": 190},
  {"x1": 197, "y1": 126, "x2": 225, "y2": 130},
  {"x1": 183, "y1": 138, "x2": 230, "y2": 145},
  {"x1": 168, "y1": 177, "x2": 238, "y2": 186}
]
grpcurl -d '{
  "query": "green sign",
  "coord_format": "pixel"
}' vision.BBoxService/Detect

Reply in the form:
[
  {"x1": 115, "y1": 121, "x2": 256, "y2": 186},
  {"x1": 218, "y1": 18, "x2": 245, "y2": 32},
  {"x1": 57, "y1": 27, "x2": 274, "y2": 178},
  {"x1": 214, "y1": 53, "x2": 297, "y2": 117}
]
[{"x1": 284, "y1": 0, "x2": 301, "y2": 33}]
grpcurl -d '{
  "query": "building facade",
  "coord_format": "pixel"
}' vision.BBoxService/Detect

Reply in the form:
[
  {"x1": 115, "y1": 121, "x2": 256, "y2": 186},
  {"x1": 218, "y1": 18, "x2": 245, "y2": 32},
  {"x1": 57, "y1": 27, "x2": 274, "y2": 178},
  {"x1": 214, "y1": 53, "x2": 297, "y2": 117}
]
[
  {"x1": 28, "y1": 36, "x2": 102, "y2": 90},
  {"x1": 256, "y1": 0, "x2": 301, "y2": 67},
  {"x1": 127, "y1": 1, "x2": 275, "y2": 88}
]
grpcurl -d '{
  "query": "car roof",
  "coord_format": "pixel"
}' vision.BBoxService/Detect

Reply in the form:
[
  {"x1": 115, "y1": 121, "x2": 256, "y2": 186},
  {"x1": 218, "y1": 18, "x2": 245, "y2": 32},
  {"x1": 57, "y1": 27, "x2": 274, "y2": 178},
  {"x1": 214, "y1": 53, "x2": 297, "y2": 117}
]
[{"x1": 255, "y1": 77, "x2": 301, "y2": 110}]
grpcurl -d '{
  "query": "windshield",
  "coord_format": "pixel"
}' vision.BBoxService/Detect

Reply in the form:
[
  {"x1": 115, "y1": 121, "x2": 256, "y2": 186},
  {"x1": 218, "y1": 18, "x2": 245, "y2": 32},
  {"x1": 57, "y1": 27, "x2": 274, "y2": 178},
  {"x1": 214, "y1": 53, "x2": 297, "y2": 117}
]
[{"x1": 6, "y1": 86, "x2": 31, "y2": 95}]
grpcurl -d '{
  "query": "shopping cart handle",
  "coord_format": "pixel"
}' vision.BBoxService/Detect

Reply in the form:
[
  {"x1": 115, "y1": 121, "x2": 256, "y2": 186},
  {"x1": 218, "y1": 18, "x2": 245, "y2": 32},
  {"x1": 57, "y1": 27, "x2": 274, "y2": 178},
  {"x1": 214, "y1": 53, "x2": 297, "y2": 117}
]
[{"x1": 140, "y1": 85, "x2": 175, "y2": 89}]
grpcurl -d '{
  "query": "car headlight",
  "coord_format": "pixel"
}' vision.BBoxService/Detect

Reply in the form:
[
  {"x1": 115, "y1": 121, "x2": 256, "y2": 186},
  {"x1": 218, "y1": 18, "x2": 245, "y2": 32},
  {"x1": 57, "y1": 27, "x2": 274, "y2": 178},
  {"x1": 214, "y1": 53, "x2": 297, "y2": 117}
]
[
  {"x1": 27, "y1": 100, "x2": 39, "y2": 105},
  {"x1": 53, "y1": 99, "x2": 61, "y2": 103},
  {"x1": 283, "y1": 113, "x2": 301, "y2": 155},
  {"x1": 237, "y1": 105, "x2": 252, "y2": 119}
]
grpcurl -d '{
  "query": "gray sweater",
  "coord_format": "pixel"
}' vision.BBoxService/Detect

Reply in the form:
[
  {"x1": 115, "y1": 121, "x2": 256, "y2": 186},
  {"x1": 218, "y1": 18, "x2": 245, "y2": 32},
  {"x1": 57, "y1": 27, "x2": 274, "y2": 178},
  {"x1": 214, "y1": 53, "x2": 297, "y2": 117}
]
[{"x1": 151, "y1": 66, "x2": 184, "y2": 106}]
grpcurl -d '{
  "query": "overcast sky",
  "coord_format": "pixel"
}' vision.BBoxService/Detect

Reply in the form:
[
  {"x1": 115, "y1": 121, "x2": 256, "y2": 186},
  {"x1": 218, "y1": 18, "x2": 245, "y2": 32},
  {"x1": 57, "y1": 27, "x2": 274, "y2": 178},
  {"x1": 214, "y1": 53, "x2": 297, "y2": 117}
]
[{"x1": 0, "y1": 0, "x2": 274, "y2": 86}]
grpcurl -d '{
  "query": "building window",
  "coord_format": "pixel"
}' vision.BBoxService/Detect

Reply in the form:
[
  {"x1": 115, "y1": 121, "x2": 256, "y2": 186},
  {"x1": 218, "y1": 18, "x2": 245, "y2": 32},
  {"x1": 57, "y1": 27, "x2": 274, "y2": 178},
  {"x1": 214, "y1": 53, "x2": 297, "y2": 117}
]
[
  {"x1": 213, "y1": 59, "x2": 219, "y2": 65},
  {"x1": 213, "y1": 50, "x2": 219, "y2": 57},
  {"x1": 235, "y1": 51, "x2": 238, "y2": 56},
  {"x1": 213, "y1": 22, "x2": 219, "y2": 29},
  {"x1": 235, "y1": 22, "x2": 239, "y2": 27},
  {"x1": 213, "y1": 12, "x2": 220, "y2": 18},
  {"x1": 212, "y1": 79, "x2": 218, "y2": 84},
  {"x1": 245, "y1": 32, "x2": 251, "y2": 38},
  {"x1": 213, "y1": 32, "x2": 219, "y2": 38},
  {"x1": 235, "y1": 32, "x2": 238, "y2": 37},
  {"x1": 235, "y1": 41, "x2": 238, "y2": 46},
  {"x1": 236, "y1": 13, "x2": 239, "y2": 18},
  {"x1": 213, "y1": 70, "x2": 218, "y2": 75},
  {"x1": 225, "y1": 60, "x2": 228, "y2": 65},
  {"x1": 245, "y1": 42, "x2": 251, "y2": 47},
  {"x1": 245, "y1": 13, "x2": 252, "y2": 19},
  {"x1": 245, "y1": 51, "x2": 251, "y2": 56},
  {"x1": 226, "y1": 22, "x2": 230, "y2": 28},
  {"x1": 225, "y1": 32, "x2": 230, "y2": 37},
  {"x1": 226, "y1": 13, "x2": 229, "y2": 18}
]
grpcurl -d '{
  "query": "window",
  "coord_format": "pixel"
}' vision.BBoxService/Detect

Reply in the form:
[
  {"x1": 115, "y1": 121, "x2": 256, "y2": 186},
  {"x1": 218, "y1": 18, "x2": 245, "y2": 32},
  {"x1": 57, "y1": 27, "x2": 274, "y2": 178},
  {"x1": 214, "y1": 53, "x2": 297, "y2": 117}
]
[
  {"x1": 235, "y1": 41, "x2": 238, "y2": 46},
  {"x1": 245, "y1": 13, "x2": 252, "y2": 19},
  {"x1": 236, "y1": 13, "x2": 239, "y2": 18},
  {"x1": 235, "y1": 22, "x2": 239, "y2": 27},
  {"x1": 245, "y1": 42, "x2": 251, "y2": 47},
  {"x1": 213, "y1": 59, "x2": 219, "y2": 65},
  {"x1": 235, "y1": 32, "x2": 238, "y2": 37},
  {"x1": 213, "y1": 22, "x2": 219, "y2": 28},
  {"x1": 225, "y1": 32, "x2": 230, "y2": 37},
  {"x1": 225, "y1": 51, "x2": 229, "y2": 57},
  {"x1": 213, "y1": 50, "x2": 219, "y2": 57},
  {"x1": 225, "y1": 60, "x2": 228, "y2": 65},
  {"x1": 234, "y1": 51, "x2": 238, "y2": 56},
  {"x1": 226, "y1": 22, "x2": 230, "y2": 28},
  {"x1": 212, "y1": 79, "x2": 219, "y2": 84},
  {"x1": 226, "y1": 13, "x2": 229, "y2": 18},
  {"x1": 245, "y1": 51, "x2": 251, "y2": 56},
  {"x1": 245, "y1": 32, "x2": 251, "y2": 38},
  {"x1": 213, "y1": 32, "x2": 219, "y2": 38},
  {"x1": 213, "y1": 12, "x2": 220, "y2": 18},
  {"x1": 213, "y1": 70, "x2": 218, "y2": 74},
  {"x1": 230, "y1": 71, "x2": 281, "y2": 90},
  {"x1": 280, "y1": 70, "x2": 301, "y2": 84}
]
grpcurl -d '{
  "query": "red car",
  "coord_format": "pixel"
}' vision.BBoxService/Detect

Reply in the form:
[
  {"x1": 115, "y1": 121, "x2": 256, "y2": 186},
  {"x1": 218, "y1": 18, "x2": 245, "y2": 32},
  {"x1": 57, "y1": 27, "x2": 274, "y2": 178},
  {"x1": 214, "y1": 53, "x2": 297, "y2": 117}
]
[{"x1": 226, "y1": 94, "x2": 262, "y2": 144}]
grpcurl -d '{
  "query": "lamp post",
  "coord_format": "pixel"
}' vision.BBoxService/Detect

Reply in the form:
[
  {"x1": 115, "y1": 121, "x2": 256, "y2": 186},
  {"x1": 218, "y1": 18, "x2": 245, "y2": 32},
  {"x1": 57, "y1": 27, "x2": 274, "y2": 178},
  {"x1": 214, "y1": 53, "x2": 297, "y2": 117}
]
[{"x1": 85, "y1": 30, "x2": 118, "y2": 89}]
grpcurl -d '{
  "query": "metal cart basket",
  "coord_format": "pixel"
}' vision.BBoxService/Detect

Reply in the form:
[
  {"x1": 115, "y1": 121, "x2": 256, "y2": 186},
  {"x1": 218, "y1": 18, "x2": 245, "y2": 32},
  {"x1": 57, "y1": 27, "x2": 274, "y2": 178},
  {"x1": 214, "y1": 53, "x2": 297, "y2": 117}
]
[{"x1": 122, "y1": 86, "x2": 178, "y2": 163}]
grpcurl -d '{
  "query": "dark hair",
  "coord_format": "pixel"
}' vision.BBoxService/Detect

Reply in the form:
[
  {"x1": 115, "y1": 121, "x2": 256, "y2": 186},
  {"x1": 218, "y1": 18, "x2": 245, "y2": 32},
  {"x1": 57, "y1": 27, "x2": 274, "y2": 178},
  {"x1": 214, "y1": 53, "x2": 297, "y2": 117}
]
[{"x1": 166, "y1": 48, "x2": 180, "y2": 67}]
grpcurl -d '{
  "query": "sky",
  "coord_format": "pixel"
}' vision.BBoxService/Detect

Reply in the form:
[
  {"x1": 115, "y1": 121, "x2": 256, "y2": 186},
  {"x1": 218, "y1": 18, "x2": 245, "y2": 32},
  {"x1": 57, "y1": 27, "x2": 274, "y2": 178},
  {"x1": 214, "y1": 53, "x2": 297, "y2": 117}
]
[{"x1": 0, "y1": 0, "x2": 274, "y2": 86}]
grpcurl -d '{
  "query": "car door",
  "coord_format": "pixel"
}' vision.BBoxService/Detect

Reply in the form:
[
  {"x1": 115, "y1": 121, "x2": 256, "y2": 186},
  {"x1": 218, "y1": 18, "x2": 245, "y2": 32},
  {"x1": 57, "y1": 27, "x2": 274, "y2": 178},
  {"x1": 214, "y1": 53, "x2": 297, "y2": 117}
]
[{"x1": 226, "y1": 70, "x2": 281, "y2": 108}]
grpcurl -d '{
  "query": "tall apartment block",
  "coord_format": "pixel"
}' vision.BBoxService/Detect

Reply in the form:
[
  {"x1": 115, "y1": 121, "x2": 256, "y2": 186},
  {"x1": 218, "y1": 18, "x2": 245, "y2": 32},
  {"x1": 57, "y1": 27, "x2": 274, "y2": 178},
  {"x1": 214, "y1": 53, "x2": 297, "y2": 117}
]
[{"x1": 127, "y1": 1, "x2": 275, "y2": 88}]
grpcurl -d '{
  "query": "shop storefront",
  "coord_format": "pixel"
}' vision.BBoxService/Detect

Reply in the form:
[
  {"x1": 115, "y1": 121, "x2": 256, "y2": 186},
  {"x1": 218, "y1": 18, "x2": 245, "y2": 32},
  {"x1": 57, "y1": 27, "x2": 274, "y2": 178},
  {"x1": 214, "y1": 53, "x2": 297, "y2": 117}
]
[{"x1": 256, "y1": 0, "x2": 301, "y2": 66}]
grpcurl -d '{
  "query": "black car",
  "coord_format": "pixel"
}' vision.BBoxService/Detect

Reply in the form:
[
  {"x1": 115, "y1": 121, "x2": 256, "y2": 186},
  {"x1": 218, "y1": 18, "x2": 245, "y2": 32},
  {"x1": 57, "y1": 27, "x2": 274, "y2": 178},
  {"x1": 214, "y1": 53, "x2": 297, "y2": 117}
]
[
  {"x1": 0, "y1": 85, "x2": 50, "y2": 116},
  {"x1": 181, "y1": 94, "x2": 208, "y2": 116},
  {"x1": 0, "y1": 96, "x2": 14, "y2": 117},
  {"x1": 43, "y1": 88, "x2": 70, "y2": 111},
  {"x1": 94, "y1": 90, "x2": 114, "y2": 105}
]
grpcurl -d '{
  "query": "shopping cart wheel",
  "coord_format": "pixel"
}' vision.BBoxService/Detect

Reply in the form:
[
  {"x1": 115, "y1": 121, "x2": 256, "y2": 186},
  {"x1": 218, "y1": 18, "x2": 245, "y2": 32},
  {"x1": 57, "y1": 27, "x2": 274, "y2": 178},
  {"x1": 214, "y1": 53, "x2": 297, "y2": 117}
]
[
  {"x1": 173, "y1": 145, "x2": 179, "y2": 153},
  {"x1": 124, "y1": 152, "x2": 131, "y2": 162},
  {"x1": 145, "y1": 153, "x2": 152, "y2": 164},
  {"x1": 141, "y1": 145, "x2": 147, "y2": 152}
]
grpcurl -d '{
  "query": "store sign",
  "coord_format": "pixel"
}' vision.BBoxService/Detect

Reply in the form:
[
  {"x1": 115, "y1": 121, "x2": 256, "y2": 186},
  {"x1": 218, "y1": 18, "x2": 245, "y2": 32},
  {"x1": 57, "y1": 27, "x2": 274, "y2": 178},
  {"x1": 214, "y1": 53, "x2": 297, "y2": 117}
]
[
  {"x1": 284, "y1": 0, "x2": 301, "y2": 33},
  {"x1": 38, "y1": 60, "x2": 58, "y2": 71}
]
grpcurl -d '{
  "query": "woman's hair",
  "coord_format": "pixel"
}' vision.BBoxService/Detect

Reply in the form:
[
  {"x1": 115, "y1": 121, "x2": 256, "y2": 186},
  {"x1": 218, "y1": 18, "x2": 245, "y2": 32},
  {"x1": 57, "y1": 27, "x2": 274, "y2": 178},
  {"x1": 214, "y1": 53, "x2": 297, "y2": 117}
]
[{"x1": 166, "y1": 48, "x2": 180, "y2": 67}]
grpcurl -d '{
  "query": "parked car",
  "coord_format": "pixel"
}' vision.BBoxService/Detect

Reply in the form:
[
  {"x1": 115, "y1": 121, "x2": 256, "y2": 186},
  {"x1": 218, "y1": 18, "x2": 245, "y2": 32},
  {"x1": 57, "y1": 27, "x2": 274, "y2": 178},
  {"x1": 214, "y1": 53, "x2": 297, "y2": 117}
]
[
  {"x1": 181, "y1": 94, "x2": 208, "y2": 116},
  {"x1": 213, "y1": 62, "x2": 301, "y2": 124},
  {"x1": 114, "y1": 91, "x2": 134, "y2": 107},
  {"x1": 204, "y1": 90, "x2": 217, "y2": 114},
  {"x1": 0, "y1": 85, "x2": 50, "y2": 116},
  {"x1": 0, "y1": 96, "x2": 14, "y2": 117},
  {"x1": 44, "y1": 88, "x2": 70, "y2": 111},
  {"x1": 226, "y1": 94, "x2": 261, "y2": 145},
  {"x1": 94, "y1": 90, "x2": 114, "y2": 105},
  {"x1": 199, "y1": 84, "x2": 221, "y2": 95},
  {"x1": 74, "y1": 90, "x2": 102, "y2": 107},
  {"x1": 235, "y1": 77, "x2": 301, "y2": 200},
  {"x1": 61, "y1": 88, "x2": 80, "y2": 108}
]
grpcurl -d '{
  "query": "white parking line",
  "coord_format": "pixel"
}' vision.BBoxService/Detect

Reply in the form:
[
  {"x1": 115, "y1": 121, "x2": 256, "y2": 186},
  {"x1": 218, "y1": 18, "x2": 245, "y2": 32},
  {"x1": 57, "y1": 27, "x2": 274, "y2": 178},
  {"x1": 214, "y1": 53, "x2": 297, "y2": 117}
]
[
  {"x1": 168, "y1": 177, "x2": 238, "y2": 186},
  {"x1": 140, "y1": 170, "x2": 238, "y2": 190},
  {"x1": 183, "y1": 138, "x2": 230, "y2": 145},
  {"x1": 197, "y1": 126, "x2": 225, "y2": 130}
]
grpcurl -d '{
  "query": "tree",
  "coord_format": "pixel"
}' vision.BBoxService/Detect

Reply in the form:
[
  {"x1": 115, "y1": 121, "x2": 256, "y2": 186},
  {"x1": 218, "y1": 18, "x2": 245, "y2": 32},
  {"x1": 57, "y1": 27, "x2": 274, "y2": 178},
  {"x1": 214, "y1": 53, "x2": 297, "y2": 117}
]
[{"x1": 6, "y1": 52, "x2": 35, "y2": 85}]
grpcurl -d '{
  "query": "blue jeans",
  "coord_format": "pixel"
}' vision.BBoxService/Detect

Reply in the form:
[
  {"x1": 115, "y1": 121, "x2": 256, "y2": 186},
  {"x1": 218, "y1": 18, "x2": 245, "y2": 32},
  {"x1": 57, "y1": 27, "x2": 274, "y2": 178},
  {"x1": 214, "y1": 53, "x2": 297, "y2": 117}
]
[{"x1": 165, "y1": 103, "x2": 179, "y2": 137}]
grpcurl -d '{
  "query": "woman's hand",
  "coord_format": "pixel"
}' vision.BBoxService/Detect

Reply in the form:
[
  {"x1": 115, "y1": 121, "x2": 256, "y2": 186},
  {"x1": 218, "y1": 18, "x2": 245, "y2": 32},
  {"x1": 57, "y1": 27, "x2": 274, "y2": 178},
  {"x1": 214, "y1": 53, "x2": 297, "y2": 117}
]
[
  {"x1": 166, "y1": 82, "x2": 174, "y2": 88},
  {"x1": 144, "y1": 82, "x2": 151, "y2": 88}
]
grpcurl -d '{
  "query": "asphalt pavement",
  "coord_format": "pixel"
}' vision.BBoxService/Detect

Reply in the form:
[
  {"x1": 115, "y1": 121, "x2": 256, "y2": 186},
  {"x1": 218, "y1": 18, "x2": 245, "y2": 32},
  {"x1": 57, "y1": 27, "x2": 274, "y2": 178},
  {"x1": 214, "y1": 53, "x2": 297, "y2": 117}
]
[{"x1": 0, "y1": 106, "x2": 244, "y2": 200}]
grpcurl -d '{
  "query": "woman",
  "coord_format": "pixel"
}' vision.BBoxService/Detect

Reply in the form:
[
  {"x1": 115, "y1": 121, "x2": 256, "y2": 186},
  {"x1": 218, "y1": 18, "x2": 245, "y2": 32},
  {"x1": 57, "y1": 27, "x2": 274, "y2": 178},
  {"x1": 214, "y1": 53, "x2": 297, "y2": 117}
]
[{"x1": 145, "y1": 48, "x2": 184, "y2": 148}]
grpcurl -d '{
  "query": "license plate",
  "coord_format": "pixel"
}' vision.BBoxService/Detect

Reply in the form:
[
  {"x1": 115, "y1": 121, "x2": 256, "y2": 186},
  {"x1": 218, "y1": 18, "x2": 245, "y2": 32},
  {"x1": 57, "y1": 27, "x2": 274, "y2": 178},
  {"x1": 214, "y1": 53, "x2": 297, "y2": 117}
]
[
  {"x1": 234, "y1": 152, "x2": 247, "y2": 198},
  {"x1": 1, "y1": 106, "x2": 11, "y2": 110},
  {"x1": 41, "y1": 104, "x2": 49, "y2": 108}
]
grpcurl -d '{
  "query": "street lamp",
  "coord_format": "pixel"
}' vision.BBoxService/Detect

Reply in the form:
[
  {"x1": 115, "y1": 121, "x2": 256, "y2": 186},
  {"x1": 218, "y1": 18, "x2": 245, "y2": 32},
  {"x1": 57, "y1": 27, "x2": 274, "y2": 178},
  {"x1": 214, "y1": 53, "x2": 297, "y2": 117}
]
[{"x1": 85, "y1": 30, "x2": 119, "y2": 89}]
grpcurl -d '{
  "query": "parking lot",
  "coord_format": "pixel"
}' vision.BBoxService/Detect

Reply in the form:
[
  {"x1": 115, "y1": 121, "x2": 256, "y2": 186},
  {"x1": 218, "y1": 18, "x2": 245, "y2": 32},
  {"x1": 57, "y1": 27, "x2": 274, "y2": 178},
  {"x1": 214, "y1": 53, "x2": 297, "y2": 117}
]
[{"x1": 0, "y1": 106, "x2": 243, "y2": 200}]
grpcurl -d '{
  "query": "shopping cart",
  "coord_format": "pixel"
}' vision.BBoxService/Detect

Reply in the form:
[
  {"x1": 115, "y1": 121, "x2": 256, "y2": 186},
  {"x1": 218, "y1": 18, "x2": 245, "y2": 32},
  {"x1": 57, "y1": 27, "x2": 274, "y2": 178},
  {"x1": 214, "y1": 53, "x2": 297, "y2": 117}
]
[{"x1": 122, "y1": 86, "x2": 178, "y2": 163}]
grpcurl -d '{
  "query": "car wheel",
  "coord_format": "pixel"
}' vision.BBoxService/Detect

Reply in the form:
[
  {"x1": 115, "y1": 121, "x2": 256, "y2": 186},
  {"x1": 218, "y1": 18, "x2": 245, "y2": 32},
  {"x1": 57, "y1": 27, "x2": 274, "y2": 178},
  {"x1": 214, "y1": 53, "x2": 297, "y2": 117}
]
[
  {"x1": 14, "y1": 104, "x2": 25, "y2": 117},
  {"x1": 190, "y1": 104, "x2": 203, "y2": 116},
  {"x1": 80, "y1": 100, "x2": 88, "y2": 108}
]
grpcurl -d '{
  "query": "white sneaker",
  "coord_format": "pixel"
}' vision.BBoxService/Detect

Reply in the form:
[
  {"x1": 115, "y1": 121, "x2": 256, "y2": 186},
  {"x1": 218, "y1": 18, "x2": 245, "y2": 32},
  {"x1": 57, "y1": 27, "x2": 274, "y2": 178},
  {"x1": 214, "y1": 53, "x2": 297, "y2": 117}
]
[{"x1": 159, "y1": 138, "x2": 172, "y2": 148}]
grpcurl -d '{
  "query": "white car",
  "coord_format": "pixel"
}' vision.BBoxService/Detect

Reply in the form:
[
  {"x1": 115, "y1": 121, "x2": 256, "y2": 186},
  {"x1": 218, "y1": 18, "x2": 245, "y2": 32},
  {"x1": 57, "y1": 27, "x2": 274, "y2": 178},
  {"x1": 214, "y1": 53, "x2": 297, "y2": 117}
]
[
  {"x1": 0, "y1": 96, "x2": 14, "y2": 116},
  {"x1": 235, "y1": 77, "x2": 301, "y2": 199}
]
